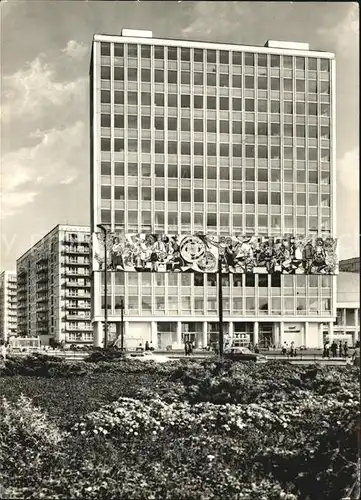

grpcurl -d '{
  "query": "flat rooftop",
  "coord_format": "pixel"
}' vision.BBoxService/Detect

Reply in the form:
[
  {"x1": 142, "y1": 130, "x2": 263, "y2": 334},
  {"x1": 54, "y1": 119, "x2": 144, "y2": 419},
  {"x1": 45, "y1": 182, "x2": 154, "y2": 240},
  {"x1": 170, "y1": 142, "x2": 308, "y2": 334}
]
[{"x1": 93, "y1": 31, "x2": 334, "y2": 58}]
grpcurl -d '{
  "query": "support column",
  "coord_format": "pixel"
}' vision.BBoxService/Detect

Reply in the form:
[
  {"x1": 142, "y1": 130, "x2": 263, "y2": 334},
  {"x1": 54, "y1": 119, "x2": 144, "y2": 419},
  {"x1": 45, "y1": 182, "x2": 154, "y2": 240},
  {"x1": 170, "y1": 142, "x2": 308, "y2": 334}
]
[
  {"x1": 273, "y1": 323, "x2": 280, "y2": 348},
  {"x1": 176, "y1": 321, "x2": 182, "y2": 348},
  {"x1": 304, "y1": 322, "x2": 309, "y2": 348},
  {"x1": 279, "y1": 321, "x2": 284, "y2": 346},
  {"x1": 328, "y1": 321, "x2": 334, "y2": 343},
  {"x1": 151, "y1": 321, "x2": 157, "y2": 349},
  {"x1": 253, "y1": 321, "x2": 259, "y2": 345},
  {"x1": 318, "y1": 323, "x2": 324, "y2": 347},
  {"x1": 93, "y1": 321, "x2": 102, "y2": 347},
  {"x1": 228, "y1": 321, "x2": 234, "y2": 346},
  {"x1": 124, "y1": 321, "x2": 129, "y2": 348},
  {"x1": 202, "y1": 322, "x2": 208, "y2": 348},
  {"x1": 354, "y1": 309, "x2": 359, "y2": 346}
]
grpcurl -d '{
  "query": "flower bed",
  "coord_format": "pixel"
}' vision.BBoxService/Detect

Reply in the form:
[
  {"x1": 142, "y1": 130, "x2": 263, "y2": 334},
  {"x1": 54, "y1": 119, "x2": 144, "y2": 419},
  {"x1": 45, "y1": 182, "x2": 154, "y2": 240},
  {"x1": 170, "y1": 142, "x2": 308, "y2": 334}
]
[{"x1": 0, "y1": 359, "x2": 359, "y2": 499}]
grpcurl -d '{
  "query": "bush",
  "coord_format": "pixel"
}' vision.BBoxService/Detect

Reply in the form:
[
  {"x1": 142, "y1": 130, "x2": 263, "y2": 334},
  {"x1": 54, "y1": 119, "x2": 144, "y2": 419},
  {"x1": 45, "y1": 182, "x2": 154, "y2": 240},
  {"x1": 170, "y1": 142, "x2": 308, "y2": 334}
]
[
  {"x1": 1, "y1": 360, "x2": 359, "y2": 499},
  {"x1": 84, "y1": 348, "x2": 126, "y2": 363},
  {"x1": 1, "y1": 355, "x2": 91, "y2": 378}
]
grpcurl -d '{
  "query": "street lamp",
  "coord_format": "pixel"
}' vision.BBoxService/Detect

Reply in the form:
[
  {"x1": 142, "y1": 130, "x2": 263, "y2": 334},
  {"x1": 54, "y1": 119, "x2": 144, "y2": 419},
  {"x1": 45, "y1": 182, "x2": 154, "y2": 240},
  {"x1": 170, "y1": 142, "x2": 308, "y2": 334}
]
[
  {"x1": 218, "y1": 249, "x2": 224, "y2": 358},
  {"x1": 97, "y1": 224, "x2": 109, "y2": 349},
  {"x1": 120, "y1": 298, "x2": 124, "y2": 352}
]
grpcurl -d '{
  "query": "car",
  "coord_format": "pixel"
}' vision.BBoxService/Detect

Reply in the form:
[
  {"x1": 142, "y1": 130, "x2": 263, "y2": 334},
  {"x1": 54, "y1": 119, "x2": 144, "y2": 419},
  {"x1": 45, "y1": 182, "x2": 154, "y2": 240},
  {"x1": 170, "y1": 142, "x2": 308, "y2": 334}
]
[
  {"x1": 127, "y1": 350, "x2": 170, "y2": 363},
  {"x1": 223, "y1": 346, "x2": 267, "y2": 363}
]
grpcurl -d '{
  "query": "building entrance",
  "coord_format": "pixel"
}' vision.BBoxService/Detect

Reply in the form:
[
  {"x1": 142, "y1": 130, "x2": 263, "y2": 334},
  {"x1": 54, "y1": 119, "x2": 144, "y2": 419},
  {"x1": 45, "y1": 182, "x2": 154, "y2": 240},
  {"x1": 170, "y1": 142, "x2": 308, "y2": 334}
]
[{"x1": 259, "y1": 323, "x2": 273, "y2": 348}]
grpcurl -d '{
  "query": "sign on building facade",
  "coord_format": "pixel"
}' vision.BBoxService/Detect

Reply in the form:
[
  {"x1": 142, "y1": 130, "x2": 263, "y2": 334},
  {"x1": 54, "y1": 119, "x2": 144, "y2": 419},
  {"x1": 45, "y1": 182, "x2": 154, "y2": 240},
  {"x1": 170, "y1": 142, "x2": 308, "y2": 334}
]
[{"x1": 92, "y1": 233, "x2": 338, "y2": 275}]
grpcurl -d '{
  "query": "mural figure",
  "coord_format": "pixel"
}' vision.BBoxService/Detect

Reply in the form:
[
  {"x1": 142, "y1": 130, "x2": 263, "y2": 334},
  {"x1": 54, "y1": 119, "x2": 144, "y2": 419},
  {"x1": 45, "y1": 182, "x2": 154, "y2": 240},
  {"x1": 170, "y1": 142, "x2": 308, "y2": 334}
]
[{"x1": 92, "y1": 232, "x2": 338, "y2": 275}]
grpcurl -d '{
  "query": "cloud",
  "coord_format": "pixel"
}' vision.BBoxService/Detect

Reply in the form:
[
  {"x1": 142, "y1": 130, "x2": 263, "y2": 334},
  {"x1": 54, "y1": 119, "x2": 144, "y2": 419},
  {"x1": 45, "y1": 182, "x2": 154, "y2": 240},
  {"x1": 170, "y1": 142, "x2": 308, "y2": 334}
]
[
  {"x1": 337, "y1": 148, "x2": 359, "y2": 193},
  {"x1": 1, "y1": 121, "x2": 86, "y2": 218},
  {"x1": 317, "y1": 3, "x2": 359, "y2": 50},
  {"x1": 182, "y1": 2, "x2": 245, "y2": 37},
  {"x1": 0, "y1": 192, "x2": 39, "y2": 219},
  {"x1": 60, "y1": 175, "x2": 77, "y2": 185},
  {"x1": 61, "y1": 40, "x2": 88, "y2": 60},
  {"x1": 1, "y1": 57, "x2": 86, "y2": 123}
]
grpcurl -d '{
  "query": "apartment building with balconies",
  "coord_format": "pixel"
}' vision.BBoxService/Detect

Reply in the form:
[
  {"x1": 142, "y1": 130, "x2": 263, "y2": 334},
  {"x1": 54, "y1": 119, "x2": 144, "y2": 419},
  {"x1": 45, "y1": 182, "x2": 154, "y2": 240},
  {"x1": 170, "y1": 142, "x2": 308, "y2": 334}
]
[
  {"x1": 16, "y1": 225, "x2": 92, "y2": 345},
  {"x1": 0, "y1": 270, "x2": 17, "y2": 342}
]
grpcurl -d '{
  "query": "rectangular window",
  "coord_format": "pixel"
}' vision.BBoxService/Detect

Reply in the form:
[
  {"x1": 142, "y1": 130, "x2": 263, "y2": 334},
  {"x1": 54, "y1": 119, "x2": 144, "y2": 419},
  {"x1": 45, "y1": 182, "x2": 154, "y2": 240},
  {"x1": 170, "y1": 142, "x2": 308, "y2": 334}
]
[
  {"x1": 101, "y1": 66, "x2": 110, "y2": 80},
  {"x1": 114, "y1": 67, "x2": 124, "y2": 81},
  {"x1": 232, "y1": 75, "x2": 242, "y2": 88},
  {"x1": 101, "y1": 114, "x2": 111, "y2": 127},
  {"x1": 168, "y1": 94, "x2": 178, "y2": 107},
  {"x1": 155, "y1": 188, "x2": 165, "y2": 201},
  {"x1": 245, "y1": 76, "x2": 254, "y2": 89},
  {"x1": 101, "y1": 90, "x2": 110, "y2": 103},
  {"x1": 258, "y1": 275, "x2": 268, "y2": 288},
  {"x1": 194, "y1": 72, "x2": 203, "y2": 85}
]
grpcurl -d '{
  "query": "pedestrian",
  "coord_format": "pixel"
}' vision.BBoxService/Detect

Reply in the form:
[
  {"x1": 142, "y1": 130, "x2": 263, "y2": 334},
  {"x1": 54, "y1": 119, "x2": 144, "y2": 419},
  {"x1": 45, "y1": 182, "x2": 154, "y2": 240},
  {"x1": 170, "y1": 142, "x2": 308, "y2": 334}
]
[
  {"x1": 343, "y1": 341, "x2": 348, "y2": 358},
  {"x1": 184, "y1": 341, "x2": 189, "y2": 356},
  {"x1": 149, "y1": 342, "x2": 154, "y2": 352},
  {"x1": 352, "y1": 345, "x2": 360, "y2": 366},
  {"x1": 254, "y1": 343, "x2": 260, "y2": 354},
  {"x1": 0, "y1": 342, "x2": 7, "y2": 363},
  {"x1": 290, "y1": 341, "x2": 295, "y2": 358},
  {"x1": 282, "y1": 342, "x2": 288, "y2": 356},
  {"x1": 331, "y1": 340, "x2": 338, "y2": 358},
  {"x1": 323, "y1": 340, "x2": 330, "y2": 358},
  {"x1": 189, "y1": 341, "x2": 193, "y2": 356},
  {"x1": 145, "y1": 341, "x2": 150, "y2": 351},
  {"x1": 338, "y1": 341, "x2": 343, "y2": 358}
]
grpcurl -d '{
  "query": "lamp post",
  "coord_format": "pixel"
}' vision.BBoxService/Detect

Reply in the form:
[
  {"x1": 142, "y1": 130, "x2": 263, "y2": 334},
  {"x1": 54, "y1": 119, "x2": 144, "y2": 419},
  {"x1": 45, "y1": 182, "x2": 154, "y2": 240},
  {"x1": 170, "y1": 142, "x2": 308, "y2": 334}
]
[
  {"x1": 120, "y1": 298, "x2": 124, "y2": 352},
  {"x1": 218, "y1": 250, "x2": 224, "y2": 358},
  {"x1": 97, "y1": 224, "x2": 109, "y2": 349}
]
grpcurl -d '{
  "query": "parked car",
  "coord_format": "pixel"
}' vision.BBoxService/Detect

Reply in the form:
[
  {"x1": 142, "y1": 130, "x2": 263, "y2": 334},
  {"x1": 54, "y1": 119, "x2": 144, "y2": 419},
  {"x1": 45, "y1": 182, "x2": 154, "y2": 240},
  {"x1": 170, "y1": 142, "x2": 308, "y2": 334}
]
[
  {"x1": 223, "y1": 346, "x2": 267, "y2": 363},
  {"x1": 127, "y1": 351, "x2": 170, "y2": 363}
]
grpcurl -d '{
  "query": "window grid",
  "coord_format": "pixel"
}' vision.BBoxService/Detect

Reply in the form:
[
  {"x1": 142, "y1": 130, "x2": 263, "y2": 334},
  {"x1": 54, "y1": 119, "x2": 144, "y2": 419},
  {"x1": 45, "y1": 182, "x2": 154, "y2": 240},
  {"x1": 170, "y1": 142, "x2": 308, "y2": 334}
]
[{"x1": 97, "y1": 41, "x2": 332, "y2": 264}]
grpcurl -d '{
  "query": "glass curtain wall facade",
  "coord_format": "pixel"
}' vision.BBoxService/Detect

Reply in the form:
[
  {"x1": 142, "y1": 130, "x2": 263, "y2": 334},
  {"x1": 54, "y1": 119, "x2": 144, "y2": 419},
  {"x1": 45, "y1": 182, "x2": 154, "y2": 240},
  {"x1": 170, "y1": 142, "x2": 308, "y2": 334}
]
[{"x1": 90, "y1": 33, "x2": 336, "y2": 349}]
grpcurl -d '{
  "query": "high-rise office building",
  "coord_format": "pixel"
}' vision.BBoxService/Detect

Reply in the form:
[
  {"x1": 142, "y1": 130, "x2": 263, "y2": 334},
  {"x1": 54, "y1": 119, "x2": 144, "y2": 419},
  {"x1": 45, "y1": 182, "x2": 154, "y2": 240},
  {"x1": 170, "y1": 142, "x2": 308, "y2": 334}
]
[
  {"x1": 17, "y1": 225, "x2": 92, "y2": 345},
  {"x1": 0, "y1": 271, "x2": 17, "y2": 342},
  {"x1": 90, "y1": 30, "x2": 336, "y2": 349}
]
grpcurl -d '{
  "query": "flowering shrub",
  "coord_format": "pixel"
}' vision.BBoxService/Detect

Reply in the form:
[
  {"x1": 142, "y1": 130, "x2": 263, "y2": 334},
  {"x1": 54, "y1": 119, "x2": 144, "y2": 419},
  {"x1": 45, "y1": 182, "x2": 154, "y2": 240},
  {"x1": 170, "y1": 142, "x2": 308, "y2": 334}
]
[
  {"x1": 1, "y1": 354, "x2": 90, "y2": 377},
  {"x1": 1, "y1": 360, "x2": 359, "y2": 499}
]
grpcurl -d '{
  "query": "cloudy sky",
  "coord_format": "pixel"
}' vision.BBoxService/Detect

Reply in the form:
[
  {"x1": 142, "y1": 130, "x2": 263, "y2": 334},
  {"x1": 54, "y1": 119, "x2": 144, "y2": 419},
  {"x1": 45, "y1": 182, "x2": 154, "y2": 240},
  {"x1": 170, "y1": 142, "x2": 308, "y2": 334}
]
[{"x1": 0, "y1": 0, "x2": 359, "y2": 270}]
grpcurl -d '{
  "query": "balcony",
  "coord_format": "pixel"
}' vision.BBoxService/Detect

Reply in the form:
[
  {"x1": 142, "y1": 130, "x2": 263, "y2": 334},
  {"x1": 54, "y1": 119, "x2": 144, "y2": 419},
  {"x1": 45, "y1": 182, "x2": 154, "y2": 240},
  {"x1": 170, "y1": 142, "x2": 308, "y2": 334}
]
[
  {"x1": 63, "y1": 281, "x2": 91, "y2": 288},
  {"x1": 36, "y1": 264, "x2": 48, "y2": 273},
  {"x1": 36, "y1": 306, "x2": 48, "y2": 313},
  {"x1": 63, "y1": 325, "x2": 93, "y2": 332},
  {"x1": 37, "y1": 326, "x2": 49, "y2": 333},
  {"x1": 65, "y1": 293, "x2": 91, "y2": 299},
  {"x1": 65, "y1": 313, "x2": 91, "y2": 321},
  {"x1": 64, "y1": 260, "x2": 90, "y2": 267},
  {"x1": 37, "y1": 319, "x2": 48, "y2": 326},
  {"x1": 65, "y1": 303, "x2": 91, "y2": 310},
  {"x1": 36, "y1": 274, "x2": 48, "y2": 283},
  {"x1": 61, "y1": 269, "x2": 90, "y2": 277},
  {"x1": 62, "y1": 247, "x2": 90, "y2": 255},
  {"x1": 36, "y1": 294, "x2": 48, "y2": 302},
  {"x1": 37, "y1": 285, "x2": 48, "y2": 293}
]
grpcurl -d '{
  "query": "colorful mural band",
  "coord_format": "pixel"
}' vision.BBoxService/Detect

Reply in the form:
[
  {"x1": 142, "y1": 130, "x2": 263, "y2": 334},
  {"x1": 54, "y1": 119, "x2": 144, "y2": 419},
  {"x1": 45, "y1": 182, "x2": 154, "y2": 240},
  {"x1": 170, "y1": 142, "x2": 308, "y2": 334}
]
[{"x1": 92, "y1": 233, "x2": 338, "y2": 275}]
